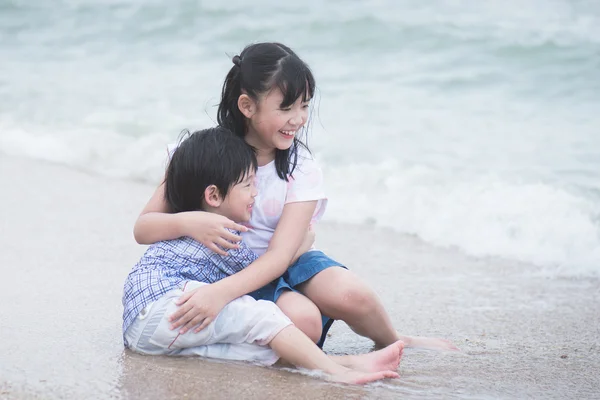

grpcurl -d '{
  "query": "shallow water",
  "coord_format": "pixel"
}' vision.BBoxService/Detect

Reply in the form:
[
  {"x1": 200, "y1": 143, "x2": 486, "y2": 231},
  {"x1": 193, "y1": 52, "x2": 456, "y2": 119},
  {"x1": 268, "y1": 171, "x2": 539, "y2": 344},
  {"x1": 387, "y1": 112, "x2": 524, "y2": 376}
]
[{"x1": 1, "y1": 156, "x2": 599, "y2": 399}]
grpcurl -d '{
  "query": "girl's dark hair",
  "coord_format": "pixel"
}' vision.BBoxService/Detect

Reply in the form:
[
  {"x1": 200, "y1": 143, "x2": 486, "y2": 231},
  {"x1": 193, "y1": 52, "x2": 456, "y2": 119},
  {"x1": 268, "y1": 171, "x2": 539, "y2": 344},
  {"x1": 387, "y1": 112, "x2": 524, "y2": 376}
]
[
  {"x1": 217, "y1": 42, "x2": 315, "y2": 180},
  {"x1": 164, "y1": 127, "x2": 257, "y2": 213}
]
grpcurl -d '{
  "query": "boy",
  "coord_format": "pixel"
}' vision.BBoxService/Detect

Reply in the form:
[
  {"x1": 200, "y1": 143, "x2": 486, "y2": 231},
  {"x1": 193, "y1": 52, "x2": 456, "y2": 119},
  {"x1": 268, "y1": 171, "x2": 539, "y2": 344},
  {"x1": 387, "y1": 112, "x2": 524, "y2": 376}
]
[{"x1": 122, "y1": 127, "x2": 403, "y2": 384}]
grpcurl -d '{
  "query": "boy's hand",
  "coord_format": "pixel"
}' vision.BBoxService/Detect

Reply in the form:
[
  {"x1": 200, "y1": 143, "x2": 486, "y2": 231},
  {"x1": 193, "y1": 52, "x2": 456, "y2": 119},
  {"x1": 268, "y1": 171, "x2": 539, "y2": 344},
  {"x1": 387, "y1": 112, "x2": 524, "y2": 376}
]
[{"x1": 168, "y1": 284, "x2": 230, "y2": 334}]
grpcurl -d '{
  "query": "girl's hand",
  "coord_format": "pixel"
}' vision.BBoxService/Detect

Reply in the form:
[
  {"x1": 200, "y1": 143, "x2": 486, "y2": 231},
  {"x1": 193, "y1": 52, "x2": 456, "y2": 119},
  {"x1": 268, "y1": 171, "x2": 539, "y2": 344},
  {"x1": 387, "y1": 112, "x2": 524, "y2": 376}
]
[
  {"x1": 181, "y1": 211, "x2": 248, "y2": 256},
  {"x1": 169, "y1": 284, "x2": 231, "y2": 334}
]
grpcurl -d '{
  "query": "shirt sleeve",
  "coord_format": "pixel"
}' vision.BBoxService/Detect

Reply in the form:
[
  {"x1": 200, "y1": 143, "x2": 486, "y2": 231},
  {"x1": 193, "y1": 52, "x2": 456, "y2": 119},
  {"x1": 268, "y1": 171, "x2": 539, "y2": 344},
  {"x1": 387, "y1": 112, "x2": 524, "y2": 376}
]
[{"x1": 285, "y1": 152, "x2": 328, "y2": 222}]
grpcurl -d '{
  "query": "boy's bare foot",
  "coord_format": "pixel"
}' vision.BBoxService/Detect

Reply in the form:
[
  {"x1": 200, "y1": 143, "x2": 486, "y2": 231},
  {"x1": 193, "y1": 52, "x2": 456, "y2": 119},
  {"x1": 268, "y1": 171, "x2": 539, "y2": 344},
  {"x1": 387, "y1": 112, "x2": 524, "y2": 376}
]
[
  {"x1": 329, "y1": 369, "x2": 400, "y2": 385},
  {"x1": 342, "y1": 340, "x2": 404, "y2": 373},
  {"x1": 399, "y1": 335, "x2": 459, "y2": 351}
]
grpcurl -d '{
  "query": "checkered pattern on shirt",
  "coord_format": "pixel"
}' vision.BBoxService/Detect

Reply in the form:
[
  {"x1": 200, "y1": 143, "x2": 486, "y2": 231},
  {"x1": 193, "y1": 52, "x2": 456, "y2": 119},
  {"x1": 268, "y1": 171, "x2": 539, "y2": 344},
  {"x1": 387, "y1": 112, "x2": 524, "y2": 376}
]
[{"x1": 122, "y1": 234, "x2": 258, "y2": 334}]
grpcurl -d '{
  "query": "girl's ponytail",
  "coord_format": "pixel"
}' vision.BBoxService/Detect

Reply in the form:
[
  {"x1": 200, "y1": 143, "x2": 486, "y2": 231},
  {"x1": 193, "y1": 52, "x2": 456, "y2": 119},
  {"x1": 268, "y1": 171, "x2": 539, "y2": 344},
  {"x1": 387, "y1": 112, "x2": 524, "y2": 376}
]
[{"x1": 217, "y1": 61, "x2": 245, "y2": 140}]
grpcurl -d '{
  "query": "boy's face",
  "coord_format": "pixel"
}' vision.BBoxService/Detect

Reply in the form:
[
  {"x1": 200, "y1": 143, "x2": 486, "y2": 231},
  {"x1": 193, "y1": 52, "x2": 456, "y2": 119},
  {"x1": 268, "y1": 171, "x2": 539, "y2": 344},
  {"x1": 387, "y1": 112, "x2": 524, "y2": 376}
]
[{"x1": 220, "y1": 171, "x2": 258, "y2": 223}]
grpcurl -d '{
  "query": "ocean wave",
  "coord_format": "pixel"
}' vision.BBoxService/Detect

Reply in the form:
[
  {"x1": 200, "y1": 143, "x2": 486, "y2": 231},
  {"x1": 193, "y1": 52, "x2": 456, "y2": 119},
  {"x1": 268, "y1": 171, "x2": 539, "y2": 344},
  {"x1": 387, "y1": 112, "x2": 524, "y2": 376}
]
[
  {"x1": 324, "y1": 161, "x2": 600, "y2": 277},
  {"x1": 1, "y1": 0, "x2": 599, "y2": 277},
  {"x1": 2, "y1": 124, "x2": 599, "y2": 276}
]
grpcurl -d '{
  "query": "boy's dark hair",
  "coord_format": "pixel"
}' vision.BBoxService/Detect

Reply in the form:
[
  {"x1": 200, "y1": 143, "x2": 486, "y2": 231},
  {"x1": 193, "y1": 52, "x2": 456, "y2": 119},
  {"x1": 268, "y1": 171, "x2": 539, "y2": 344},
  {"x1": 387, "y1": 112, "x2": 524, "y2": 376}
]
[
  {"x1": 217, "y1": 42, "x2": 315, "y2": 181},
  {"x1": 164, "y1": 127, "x2": 257, "y2": 213}
]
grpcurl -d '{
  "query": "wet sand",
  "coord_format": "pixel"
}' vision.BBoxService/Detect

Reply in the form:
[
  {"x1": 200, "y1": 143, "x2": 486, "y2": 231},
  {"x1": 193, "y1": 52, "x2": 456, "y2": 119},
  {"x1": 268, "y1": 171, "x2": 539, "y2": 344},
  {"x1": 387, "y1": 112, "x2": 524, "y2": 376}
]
[{"x1": 1, "y1": 155, "x2": 599, "y2": 399}]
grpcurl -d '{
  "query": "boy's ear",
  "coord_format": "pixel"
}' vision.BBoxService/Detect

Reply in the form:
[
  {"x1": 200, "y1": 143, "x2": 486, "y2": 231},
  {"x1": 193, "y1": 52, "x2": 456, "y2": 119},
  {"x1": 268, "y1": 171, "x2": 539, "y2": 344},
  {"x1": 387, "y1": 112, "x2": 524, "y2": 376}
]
[
  {"x1": 204, "y1": 185, "x2": 223, "y2": 207},
  {"x1": 238, "y1": 94, "x2": 256, "y2": 118}
]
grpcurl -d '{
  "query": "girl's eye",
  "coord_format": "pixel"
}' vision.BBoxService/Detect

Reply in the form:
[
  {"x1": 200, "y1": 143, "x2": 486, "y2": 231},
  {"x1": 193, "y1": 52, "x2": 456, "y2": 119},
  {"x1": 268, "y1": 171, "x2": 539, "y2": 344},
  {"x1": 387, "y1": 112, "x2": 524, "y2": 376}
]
[
  {"x1": 280, "y1": 107, "x2": 291, "y2": 112},
  {"x1": 302, "y1": 104, "x2": 310, "y2": 109}
]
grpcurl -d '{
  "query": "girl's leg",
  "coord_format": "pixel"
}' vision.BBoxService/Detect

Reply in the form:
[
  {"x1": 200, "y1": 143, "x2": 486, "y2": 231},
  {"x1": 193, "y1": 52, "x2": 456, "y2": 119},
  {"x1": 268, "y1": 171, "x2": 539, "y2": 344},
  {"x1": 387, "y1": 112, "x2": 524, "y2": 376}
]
[
  {"x1": 273, "y1": 291, "x2": 407, "y2": 373},
  {"x1": 269, "y1": 325, "x2": 399, "y2": 384},
  {"x1": 328, "y1": 340, "x2": 404, "y2": 373},
  {"x1": 300, "y1": 267, "x2": 458, "y2": 350},
  {"x1": 275, "y1": 290, "x2": 323, "y2": 343},
  {"x1": 299, "y1": 267, "x2": 398, "y2": 347}
]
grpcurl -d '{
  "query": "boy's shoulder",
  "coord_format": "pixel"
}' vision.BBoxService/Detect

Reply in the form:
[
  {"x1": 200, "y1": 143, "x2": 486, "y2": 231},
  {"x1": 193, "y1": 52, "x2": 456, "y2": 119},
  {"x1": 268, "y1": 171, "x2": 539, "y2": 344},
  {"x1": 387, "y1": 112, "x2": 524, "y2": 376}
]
[
  {"x1": 148, "y1": 231, "x2": 245, "y2": 259},
  {"x1": 147, "y1": 236, "x2": 209, "y2": 257}
]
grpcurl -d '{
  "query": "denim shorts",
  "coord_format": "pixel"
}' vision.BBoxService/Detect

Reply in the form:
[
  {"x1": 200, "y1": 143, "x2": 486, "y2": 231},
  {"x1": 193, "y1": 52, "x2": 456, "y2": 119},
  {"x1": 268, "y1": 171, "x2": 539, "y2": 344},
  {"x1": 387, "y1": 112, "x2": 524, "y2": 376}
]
[{"x1": 249, "y1": 250, "x2": 346, "y2": 348}]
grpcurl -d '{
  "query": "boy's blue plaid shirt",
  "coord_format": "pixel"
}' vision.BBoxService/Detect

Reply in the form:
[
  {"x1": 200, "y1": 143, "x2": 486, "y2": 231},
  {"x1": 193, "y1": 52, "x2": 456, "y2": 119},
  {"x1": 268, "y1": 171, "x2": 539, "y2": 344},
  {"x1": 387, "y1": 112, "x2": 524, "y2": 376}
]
[{"x1": 122, "y1": 233, "x2": 258, "y2": 335}]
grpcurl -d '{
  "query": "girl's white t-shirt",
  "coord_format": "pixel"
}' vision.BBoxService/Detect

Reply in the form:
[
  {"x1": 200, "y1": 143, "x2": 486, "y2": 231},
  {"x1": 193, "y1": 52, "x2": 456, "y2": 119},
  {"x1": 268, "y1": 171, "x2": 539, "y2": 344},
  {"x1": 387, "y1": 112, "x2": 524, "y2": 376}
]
[
  {"x1": 242, "y1": 148, "x2": 327, "y2": 256},
  {"x1": 166, "y1": 144, "x2": 327, "y2": 256}
]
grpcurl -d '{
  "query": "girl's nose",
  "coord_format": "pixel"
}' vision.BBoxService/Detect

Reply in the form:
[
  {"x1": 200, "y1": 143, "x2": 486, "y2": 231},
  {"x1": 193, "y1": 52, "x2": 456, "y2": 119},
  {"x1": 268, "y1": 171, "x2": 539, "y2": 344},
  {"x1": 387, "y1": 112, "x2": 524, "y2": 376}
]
[{"x1": 289, "y1": 113, "x2": 304, "y2": 127}]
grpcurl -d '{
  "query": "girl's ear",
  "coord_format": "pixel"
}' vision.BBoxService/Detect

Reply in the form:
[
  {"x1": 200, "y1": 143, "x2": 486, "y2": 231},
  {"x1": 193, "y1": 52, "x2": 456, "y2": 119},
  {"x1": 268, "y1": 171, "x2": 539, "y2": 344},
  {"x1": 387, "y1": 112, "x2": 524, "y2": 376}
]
[
  {"x1": 204, "y1": 185, "x2": 223, "y2": 207},
  {"x1": 238, "y1": 94, "x2": 256, "y2": 118}
]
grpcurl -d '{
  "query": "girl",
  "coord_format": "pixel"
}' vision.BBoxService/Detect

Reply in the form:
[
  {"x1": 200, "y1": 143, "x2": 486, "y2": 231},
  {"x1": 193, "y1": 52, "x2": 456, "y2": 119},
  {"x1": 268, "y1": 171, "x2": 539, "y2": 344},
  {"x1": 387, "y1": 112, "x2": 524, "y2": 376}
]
[{"x1": 134, "y1": 42, "x2": 457, "y2": 351}]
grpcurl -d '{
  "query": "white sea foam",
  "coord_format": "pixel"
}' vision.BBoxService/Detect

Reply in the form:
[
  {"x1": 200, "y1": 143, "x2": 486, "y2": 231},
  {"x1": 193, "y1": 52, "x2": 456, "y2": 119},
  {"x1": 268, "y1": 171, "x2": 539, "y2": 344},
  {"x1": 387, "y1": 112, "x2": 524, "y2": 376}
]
[{"x1": 324, "y1": 160, "x2": 600, "y2": 277}]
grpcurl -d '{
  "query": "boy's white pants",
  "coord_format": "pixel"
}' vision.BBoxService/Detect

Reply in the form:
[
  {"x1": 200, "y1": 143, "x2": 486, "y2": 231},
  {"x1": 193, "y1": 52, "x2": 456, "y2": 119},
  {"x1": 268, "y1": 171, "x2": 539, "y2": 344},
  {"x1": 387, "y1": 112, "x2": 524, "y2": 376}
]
[{"x1": 124, "y1": 281, "x2": 292, "y2": 366}]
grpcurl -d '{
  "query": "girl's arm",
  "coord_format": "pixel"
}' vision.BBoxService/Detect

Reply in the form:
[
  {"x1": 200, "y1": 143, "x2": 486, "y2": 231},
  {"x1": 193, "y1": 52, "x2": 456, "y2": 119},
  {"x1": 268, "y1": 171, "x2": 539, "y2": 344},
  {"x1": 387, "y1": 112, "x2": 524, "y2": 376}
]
[
  {"x1": 134, "y1": 182, "x2": 247, "y2": 255},
  {"x1": 214, "y1": 200, "x2": 317, "y2": 294},
  {"x1": 290, "y1": 225, "x2": 315, "y2": 264},
  {"x1": 170, "y1": 200, "x2": 317, "y2": 333}
]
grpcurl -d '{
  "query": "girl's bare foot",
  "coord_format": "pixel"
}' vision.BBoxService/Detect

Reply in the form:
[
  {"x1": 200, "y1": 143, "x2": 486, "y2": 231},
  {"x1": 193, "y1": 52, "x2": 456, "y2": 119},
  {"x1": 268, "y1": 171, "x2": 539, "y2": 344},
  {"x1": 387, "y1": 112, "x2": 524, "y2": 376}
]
[
  {"x1": 329, "y1": 369, "x2": 400, "y2": 385},
  {"x1": 337, "y1": 340, "x2": 404, "y2": 373},
  {"x1": 399, "y1": 335, "x2": 459, "y2": 351}
]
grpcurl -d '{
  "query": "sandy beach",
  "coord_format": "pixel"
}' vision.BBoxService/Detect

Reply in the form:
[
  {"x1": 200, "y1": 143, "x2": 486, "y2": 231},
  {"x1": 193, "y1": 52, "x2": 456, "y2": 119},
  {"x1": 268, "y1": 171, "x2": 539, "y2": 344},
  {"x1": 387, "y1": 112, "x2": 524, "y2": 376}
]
[{"x1": 1, "y1": 154, "x2": 599, "y2": 399}]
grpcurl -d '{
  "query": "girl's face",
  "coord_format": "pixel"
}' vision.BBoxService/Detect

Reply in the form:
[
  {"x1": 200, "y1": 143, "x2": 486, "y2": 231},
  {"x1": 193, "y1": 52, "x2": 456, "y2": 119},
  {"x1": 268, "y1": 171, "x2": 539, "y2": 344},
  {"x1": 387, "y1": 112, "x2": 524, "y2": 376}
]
[{"x1": 244, "y1": 88, "x2": 310, "y2": 159}]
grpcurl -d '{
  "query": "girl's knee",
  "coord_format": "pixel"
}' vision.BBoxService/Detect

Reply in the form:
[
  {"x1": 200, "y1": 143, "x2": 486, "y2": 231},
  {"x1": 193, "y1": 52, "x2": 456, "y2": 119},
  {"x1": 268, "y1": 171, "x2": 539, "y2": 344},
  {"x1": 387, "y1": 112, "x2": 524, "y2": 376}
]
[
  {"x1": 290, "y1": 309, "x2": 322, "y2": 344},
  {"x1": 335, "y1": 284, "x2": 380, "y2": 317}
]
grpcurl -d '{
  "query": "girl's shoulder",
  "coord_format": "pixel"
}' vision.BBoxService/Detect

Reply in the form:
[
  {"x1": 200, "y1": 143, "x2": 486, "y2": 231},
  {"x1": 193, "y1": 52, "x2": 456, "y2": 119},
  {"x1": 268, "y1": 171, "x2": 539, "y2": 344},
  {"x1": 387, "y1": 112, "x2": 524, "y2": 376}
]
[
  {"x1": 295, "y1": 143, "x2": 315, "y2": 160},
  {"x1": 292, "y1": 144, "x2": 322, "y2": 174}
]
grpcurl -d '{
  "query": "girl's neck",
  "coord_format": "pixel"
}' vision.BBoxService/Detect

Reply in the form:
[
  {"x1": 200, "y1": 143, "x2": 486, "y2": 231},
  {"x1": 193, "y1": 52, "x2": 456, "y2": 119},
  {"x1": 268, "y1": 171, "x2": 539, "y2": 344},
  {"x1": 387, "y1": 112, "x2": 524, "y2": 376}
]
[
  {"x1": 244, "y1": 130, "x2": 276, "y2": 167},
  {"x1": 255, "y1": 148, "x2": 276, "y2": 167}
]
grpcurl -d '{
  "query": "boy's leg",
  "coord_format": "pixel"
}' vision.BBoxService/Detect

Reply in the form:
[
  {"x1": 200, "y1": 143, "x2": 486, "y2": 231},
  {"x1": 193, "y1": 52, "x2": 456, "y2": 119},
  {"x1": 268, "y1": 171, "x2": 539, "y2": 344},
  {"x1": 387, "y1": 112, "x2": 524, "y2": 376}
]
[
  {"x1": 127, "y1": 282, "x2": 400, "y2": 383},
  {"x1": 180, "y1": 312, "x2": 402, "y2": 384},
  {"x1": 154, "y1": 285, "x2": 291, "y2": 364},
  {"x1": 126, "y1": 281, "x2": 288, "y2": 364},
  {"x1": 268, "y1": 325, "x2": 399, "y2": 384},
  {"x1": 300, "y1": 267, "x2": 458, "y2": 350},
  {"x1": 177, "y1": 342, "x2": 278, "y2": 364}
]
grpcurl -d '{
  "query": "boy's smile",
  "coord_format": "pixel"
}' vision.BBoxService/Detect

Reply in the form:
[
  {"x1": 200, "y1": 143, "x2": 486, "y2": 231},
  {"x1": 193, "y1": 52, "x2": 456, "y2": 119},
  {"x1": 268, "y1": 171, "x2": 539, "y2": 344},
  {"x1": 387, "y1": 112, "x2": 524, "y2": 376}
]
[{"x1": 219, "y1": 171, "x2": 258, "y2": 223}]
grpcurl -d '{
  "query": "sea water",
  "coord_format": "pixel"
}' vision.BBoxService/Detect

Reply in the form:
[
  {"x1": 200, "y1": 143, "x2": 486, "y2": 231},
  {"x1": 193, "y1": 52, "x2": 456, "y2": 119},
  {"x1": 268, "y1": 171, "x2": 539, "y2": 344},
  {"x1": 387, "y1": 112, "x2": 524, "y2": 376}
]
[{"x1": 1, "y1": 0, "x2": 599, "y2": 276}]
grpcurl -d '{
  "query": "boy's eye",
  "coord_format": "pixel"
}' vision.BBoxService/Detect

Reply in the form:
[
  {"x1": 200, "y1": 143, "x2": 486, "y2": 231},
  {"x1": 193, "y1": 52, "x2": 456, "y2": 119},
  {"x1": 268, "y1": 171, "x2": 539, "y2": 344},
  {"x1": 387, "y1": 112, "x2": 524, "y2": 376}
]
[{"x1": 280, "y1": 107, "x2": 292, "y2": 112}]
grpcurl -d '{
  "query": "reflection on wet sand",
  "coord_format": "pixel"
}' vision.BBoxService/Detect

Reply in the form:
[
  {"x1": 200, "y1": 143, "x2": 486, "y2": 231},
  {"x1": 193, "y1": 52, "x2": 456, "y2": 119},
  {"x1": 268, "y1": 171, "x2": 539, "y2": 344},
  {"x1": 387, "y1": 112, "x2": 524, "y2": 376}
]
[{"x1": 119, "y1": 350, "x2": 368, "y2": 400}]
